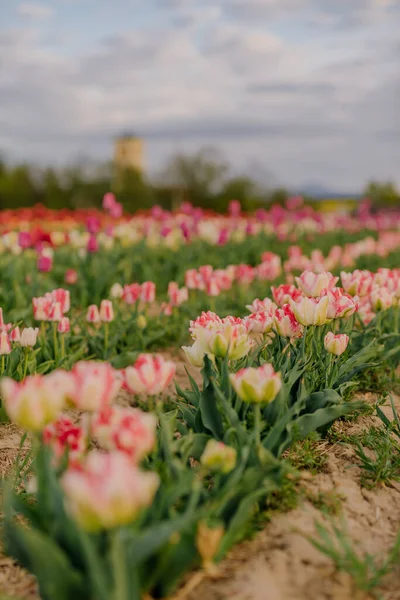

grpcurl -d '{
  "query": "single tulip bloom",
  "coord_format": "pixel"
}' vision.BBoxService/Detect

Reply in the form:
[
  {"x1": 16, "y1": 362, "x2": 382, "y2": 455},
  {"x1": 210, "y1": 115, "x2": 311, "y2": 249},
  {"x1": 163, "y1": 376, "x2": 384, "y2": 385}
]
[
  {"x1": 58, "y1": 317, "x2": 70, "y2": 334},
  {"x1": 200, "y1": 440, "x2": 237, "y2": 474},
  {"x1": 71, "y1": 361, "x2": 121, "y2": 412},
  {"x1": 230, "y1": 363, "x2": 282, "y2": 404},
  {"x1": 20, "y1": 327, "x2": 39, "y2": 348},
  {"x1": 324, "y1": 332, "x2": 349, "y2": 356},
  {"x1": 0, "y1": 331, "x2": 11, "y2": 355},
  {"x1": 37, "y1": 254, "x2": 53, "y2": 273},
  {"x1": 295, "y1": 271, "x2": 338, "y2": 298},
  {"x1": 100, "y1": 300, "x2": 114, "y2": 322},
  {"x1": 91, "y1": 406, "x2": 157, "y2": 463},
  {"x1": 0, "y1": 372, "x2": 71, "y2": 431},
  {"x1": 124, "y1": 354, "x2": 176, "y2": 395},
  {"x1": 48, "y1": 302, "x2": 63, "y2": 322},
  {"x1": 370, "y1": 287, "x2": 394, "y2": 311},
  {"x1": 32, "y1": 297, "x2": 52, "y2": 321},
  {"x1": 9, "y1": 326, "x2": 21, "y2": 343},
  {"x1": 274, "y1": 305, "x2": 304, "y2": 338},
  {"x1": 290, "y1": 295, "x2": 329, "y2": 326},
  {"x1": 43, "y1": 415, "x2": 86, "y2": 463},
  {"x1": 65, "y1": 269, "x2": 78, "y2": 285},
  {"x1": 47, "y1": 289, "x2": 70, "y2": 313},
  {"x1": 110, "y1": 283, "x2": 124, "y2": 299},
  {"x1": 61, "y1": 451, "x2": 159, "y2": 531},
  {"x1": 141, "y1": 281, "x2": 156, "y2": 303},
  {"x1": 86, "y1": 304, "x2": 101, "y2": 323}
]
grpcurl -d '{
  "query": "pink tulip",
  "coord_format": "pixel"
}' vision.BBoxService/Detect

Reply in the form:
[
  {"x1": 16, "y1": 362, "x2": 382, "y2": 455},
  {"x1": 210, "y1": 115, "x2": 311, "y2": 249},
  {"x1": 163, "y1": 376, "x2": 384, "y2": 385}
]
[
  {"x1": 100, "y1": 299, "x2": 114, "y2": 322},
  {"x1": 122, "y1": 283, "x2": 142, "y2": 304},
  {"x1": 370, "y1": 287, "x2": 394, "y2": 311},
  {"x1": 91, "y1": 406, "x2": 157, "y2": 463},
  {"x1": 324, "y1": 332, "x2": 349, "y2": 356},
  {"x1": 295, "y1": 271, "x2": 338, "y2": 298},
  {"x1": 110, "y1": 202, "x2": 123, "y2": 219},
  {"x1": 37, "y1": 254, "x2": 53, "y2": 273},
  {"x1": 65, "y1": 269, "x2": 78, "y2": 285},
  {"x1": 245, "y1": 298, "x2": 277, "y2": 315},
  {"x1": 274, "y1": 305, "x2": 304, "y2": 339},
  {"x1": 18, "y1": 231, "x2": 32, "y2": 249},
  {"x1": 124, "y1": 354, "x2": 176, "y2": 396},
  {"x1": 9, "y1": 326, "x2": 21, "y2": 343},
  {"x1": 32, "y1": 297, "x2": 52, "y2": 321},
  {"x1": 46, "y1": 289, "x2": 70, "y2": 314},
  {"x1": 324, "y1": 288, "x2": 359, "y2": 319},
  {"x1": 271, "y1": 284, "x2": 303, "y2": 306},
  {"x1": 86, "y1": 305, "x2": 101, "y2": 323},
  {"x1": 61, "y1": 451, "x2": 159, "y2": 531},
  {"x1": 141, "y1": 282, "x2": 156, "y2": 303},
  {"x1": 245, "y1": 311, "x2": 275, "y2": 334},
  {"x1": 103, "y1": 192, "x2": 116, "y2": 210},
  {"x1": 0, "y1": 372, "x2": 73, "y2": 431},
  {"x1": 48, "y1": 302, "x2": 63, "y2": 322},
  {"x1": 87, "y1": 234, "x2": 99, "y2": 253},
  {"x1": 86, "y1": 216, "x2": 101, "y2": 234},
  {"x1": 0, "y1": 332, "x2": 11, "y2": 355},
  {"x1": 43, "y1": 415, "x2": 86, "y2": 463},
  {"x1": 71, "y1": 361, "x2": 121, "y2": 412},
  {"x1": 58, "y1": 317, "x2": 70, "y2": 334}
]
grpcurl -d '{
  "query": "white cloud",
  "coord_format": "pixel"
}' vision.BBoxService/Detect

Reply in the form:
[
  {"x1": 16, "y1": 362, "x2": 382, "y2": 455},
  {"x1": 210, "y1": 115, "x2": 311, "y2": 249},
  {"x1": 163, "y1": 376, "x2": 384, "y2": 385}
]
[
  {"x1": 1, "y1": 0, "x2": 400, "y2": 190},
  {"x1": 17, "y1": 2, "x2": 54, "y2": 20}
]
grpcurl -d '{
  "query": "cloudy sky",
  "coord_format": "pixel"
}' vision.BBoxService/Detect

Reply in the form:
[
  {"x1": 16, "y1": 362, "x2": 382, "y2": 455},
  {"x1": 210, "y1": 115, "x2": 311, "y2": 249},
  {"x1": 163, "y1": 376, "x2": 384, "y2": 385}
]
[{"x1": 1, "y1": 0, "x2": 399, "y2": 191}]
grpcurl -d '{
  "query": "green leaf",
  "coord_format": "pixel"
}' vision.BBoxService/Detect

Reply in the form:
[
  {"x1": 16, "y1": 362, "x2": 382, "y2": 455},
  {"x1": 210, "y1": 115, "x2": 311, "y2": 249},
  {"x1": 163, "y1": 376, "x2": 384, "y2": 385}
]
[
  {"x1": 199, "y1": 385, "x2": 224, "y2": 439},
  {"x1": 3, "y1": 521, "x2": 87, "y2": 600}
]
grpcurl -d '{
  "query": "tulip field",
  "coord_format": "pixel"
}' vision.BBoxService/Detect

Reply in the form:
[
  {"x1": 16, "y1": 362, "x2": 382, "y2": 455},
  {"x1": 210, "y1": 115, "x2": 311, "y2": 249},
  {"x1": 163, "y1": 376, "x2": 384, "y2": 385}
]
[{"x1": 1, "y1": 197, "x2": 400, "y2": 600}]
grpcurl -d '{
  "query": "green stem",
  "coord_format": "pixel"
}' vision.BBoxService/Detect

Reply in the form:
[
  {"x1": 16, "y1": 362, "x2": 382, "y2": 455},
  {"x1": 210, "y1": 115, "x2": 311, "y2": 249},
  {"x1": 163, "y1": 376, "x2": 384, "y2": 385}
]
[
  {"x1": 1, "y1": 355, "x2": 5, "y2": 376},
  {"x1": 61, "y1": 334, "x2": 65, "y2": 360},
  {"x1": 104, "y1": 322, "x2": 109, "y2": 355},
  {"x1": 52, "y1": 322, "x2": 58, "y2": 363},
  {"x1": 23, "y1": 348, "x2": 29, "y2": 380},
  {"x1": 254, "y1": 403, "x2": 261, "y2": 447}
]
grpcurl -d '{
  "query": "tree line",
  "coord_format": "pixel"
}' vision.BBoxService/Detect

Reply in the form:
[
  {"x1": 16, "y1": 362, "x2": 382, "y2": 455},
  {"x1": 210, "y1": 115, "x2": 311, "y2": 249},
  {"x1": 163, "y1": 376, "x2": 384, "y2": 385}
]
[{"x1": 0, "y1": 148, "x2": 398, "y2": 212}]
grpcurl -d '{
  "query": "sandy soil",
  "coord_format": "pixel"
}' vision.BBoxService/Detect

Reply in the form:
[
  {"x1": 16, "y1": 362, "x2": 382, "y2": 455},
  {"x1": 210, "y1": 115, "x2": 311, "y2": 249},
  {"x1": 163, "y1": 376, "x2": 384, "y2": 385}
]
[{"x1": 0, "y1": 364, "x2": 399, "y2": 600}]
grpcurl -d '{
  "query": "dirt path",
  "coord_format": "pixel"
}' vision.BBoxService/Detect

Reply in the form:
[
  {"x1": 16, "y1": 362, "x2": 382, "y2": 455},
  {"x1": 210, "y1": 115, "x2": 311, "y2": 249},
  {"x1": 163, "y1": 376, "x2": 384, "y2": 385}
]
[{"x1": 1, "y1": 367, "x2": 399, "y2": 600}]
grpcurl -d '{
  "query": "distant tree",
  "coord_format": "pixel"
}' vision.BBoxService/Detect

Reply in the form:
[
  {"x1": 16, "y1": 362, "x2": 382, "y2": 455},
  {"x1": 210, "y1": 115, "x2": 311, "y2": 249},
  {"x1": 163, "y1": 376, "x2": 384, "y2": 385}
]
[
  {"x1": 216, "y1": 176, "x2": 265, "y2": 212},
  {"x1": 364, "y1": 181, "x2": 400, "y2": 207},
  {"x1": 114, "y1": 167, "x2": 155, "y2": 211},
  {"x1": 160, "y1": 147, "x2": 229, "y2": 209}
]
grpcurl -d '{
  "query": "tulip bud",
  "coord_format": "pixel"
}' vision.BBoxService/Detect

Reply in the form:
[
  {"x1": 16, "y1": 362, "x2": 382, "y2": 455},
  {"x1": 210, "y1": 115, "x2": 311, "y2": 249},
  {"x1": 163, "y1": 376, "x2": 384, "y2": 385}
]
[
  {"x1": 196, "y1": 522, "x2": 225, "y2": 573},
  {"x1": 137, "y1": 314, "x2": 147, "y2": 329},
  {"x1": 48, "y1": 302, "x2": 63, "y2": 322},
  {"x1": 0, "y1": 332, "x2": 11, "y2": 355},
  {"x1": 9, "y1": 326, "x2": 21, "y2": 343},
  {"x1": 37, "y1": 254, "x2": 53, "y2": 272},
  {"x1": 110, "y1": 283, "x2": 124, "y2": 299},
  {"x1": 230, "y1": 363, "x2": 282, "y2": 404},
  {"x1": 87, "y1": 234, "x2": 99, "y2": 253},
  {"x1": 100, "y1": 300, "x2": 114, "y2": 323},
  {"x1": 200, "y1": 440, "x2": 237, "y2": 474},
  {"x1": 324, "y1": 332, "x2": 349, "y2": 356},
  {"x1": 65, "y1": 269, "x2": 78, "y2": 285},
  {"x1": 86, "y1": 305, "x2": 101, "y2": 323},
  {"x1": 58, "y1": 317, "x2": 70, "y2": 334},
  {"x1": 20, "y1": 327, "x2": 39, "y2": 348}
]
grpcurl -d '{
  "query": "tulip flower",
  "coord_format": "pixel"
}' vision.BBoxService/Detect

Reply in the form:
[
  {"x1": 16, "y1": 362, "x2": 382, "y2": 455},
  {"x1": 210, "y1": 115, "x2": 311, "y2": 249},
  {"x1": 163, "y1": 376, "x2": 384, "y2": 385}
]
[
  {"x1": 324, "y1": 288, "x2": 359, "y2": 319},
  {"x1": 200, "y1": 440, "x2": 237, "y2": 474},
  {"x1": 295, "y1": 271, "x2": 338, "y2": 297},
  {"x1": 71, "y1": 361, "x2": 121, "y2": 412},
  {"x1": 100, "y1": 300, "x2": 114, "y2": 323},
  {"x1": 91, "y1": 407, "x2": 157, "y2": 463},
  {"x1": 32, "y1": 297, "x2": 52, "y2": 321},
  {"x1": 64, "y1": 269, "x2": 78, "y2": 285},
  {"x1": 37, "y1": 254, "x2": 53, "y2": 273},
  {"x1": 48, "y1": 302, "x2": 63, "y2": 322},
  {"x1": 0, "y1": 331, "x2": 11, "y2": 356},
  {"x1": 110, "y1": 283, "x2": 124, "y2": 299},
  {"x1": 324, "y1": 332, "x2": 349, "y2": 356},
  {"x1": 370, "y1": 287, "x2": 394, "y2": 311},
  {"x1": 0, "y1": 372, "x2": 72, "y2": 431},
  {"x1": 20, "y1": 327, "x2": 39, "y2": 348},
  {"x1": 245, "y1": 311, "x2": 275, "y2": 335},
  {"x1": 271, "y1": 284, "x2": 303, "y2": 306},
  {"x1": 87, "y1": 234, "x2": 99, "y2": 253},
  {"x1": 124, "y1": 354, "x2": 176, "y2": 396},
  {"x1": 141, "y1": 281, "x2": 156, "y2": 303},
  {"x1": 58, "y1": 318, "x2": 70, "y2": 334},
  {"x1": 61, "y1": 451, "x2": 159, "y2": 531},
  {"x1": 274, "y1": 305, "x2": 304, "y2": 339},
  {"x1": 229, "y1": 363, "x2": 282, "y2": 404},
  {"x1": 86, "y1": 304, "x2": 101, "y2": 323},
  {"x1": 340, "y1": 270, "x2": 373, "y2": 297},
  {"x1": 9, "y1": 326, "x2": 21, "y2": 343},
  {"x1": 47, "y1": 289, "x2": 70, "y2": 313},
  {"x1": 290, "y1": 295, "x2": 329, "y2": 326},
  {"x1": 103, "y1": 192, "x2": 116, "y2": 210},
  {"x1": 43, "y1": 415, "x2": 86, "y2": 463}
]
